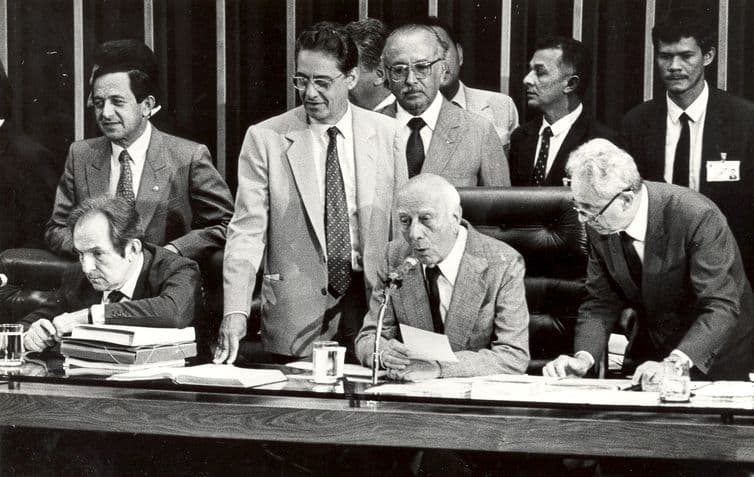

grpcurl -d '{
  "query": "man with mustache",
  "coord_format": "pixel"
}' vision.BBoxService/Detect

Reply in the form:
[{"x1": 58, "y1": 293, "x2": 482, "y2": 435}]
[
  {"x1": 621, "y1": 8, "x2": 754, "y2": 282},
  {"x1": 509, "y1": 36, "x2": 616, "y2": 186},
  {"x1": 23, "y1": 196, "x2": 201, "y2": 352},
  {"x1": 378, "y1": 23, "x2": 510, "y2": 187}
]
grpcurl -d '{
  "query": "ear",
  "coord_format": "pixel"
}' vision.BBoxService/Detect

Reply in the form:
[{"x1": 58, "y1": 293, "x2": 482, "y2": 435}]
[
  {"x1": 345, "y1": 66, "x2": 360, "y2": 91},
  {"x1": 439, "y1": 60, "x2": 450, "y2": 83},
  {"x1": 140, "y1": 95, "x2": 156, "y2": 117},
  {"x1": 564, "y1": 75, "x2": 580, "y2": 95},
  {"x1": 703, "y1": 47, "x2": 716, "y2": 67},
  {"x1": 456, "y1": 43, "x2": 464, "y2": 68},
  {"x1": 453, "y1": 204, "x2": 463, "y2": 224},
  {"x1": 373, "y1": 64, "x2": 386, "y2": 87},
  {"x1": 126, "y1": 239, "x2": 142, "y2": 260}
]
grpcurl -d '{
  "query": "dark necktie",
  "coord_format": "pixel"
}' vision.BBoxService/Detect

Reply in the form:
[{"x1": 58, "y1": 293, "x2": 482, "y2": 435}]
[
  {"x1": 531, "y1": 126, "x2": 553, "y2": 186},
  {"x1": 425, "y1": 266, "x2": 444, "y2": 333},
  {"x1": 672, "y1": 113, "x2": 690, "y2": 187},
  {"x1": 117, "y1": 149, "x2": 136, "y2": 204},
  {"x1": 619, "y1": 232, "x2": 642, "y2": 288},
  {"x1": 107, "y1": 290, "x2": 127, "y2": 303},
  {"x1": 325, "y1": 126, "x2": 352, "y2": 298},
  {"x1": 406, "y1": 117, "x2": 426, "y2": 178}
]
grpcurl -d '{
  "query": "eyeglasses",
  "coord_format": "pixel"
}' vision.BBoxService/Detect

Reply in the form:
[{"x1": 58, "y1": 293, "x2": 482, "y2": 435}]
[
  {"x1": 572, "y1": 187, "x2": 633, "y2": 223},
  {"x1": 385, "y1": 58, "x2": 443, "y2": 82},
  {"x1": 292, "y1": 73, "x2": 344, "y2": 92}
]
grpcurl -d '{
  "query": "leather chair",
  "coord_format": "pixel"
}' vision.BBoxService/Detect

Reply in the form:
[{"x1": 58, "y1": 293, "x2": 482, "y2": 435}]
[{"x1": 458, "y1": 187, "x2": 588, "y2": 373}]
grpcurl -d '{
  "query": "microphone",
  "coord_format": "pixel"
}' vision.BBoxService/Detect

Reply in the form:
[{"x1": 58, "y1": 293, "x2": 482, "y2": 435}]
[{"x1": 386, "y1": 257, "x2": 419, "y2": 287}]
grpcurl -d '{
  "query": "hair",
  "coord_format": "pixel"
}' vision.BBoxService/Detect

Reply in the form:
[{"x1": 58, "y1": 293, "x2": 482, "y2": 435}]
[
  {"x1": 399, "y1": 173, "x2": 461, "y2": 213},
  {"x1": 535, "y1": 36, "x2": 591, "y2": 97},
  {"x1": 652, "y1": 8, "x2": 716, "y2": 54},
  {"x1": 566, "y1": 139, "x2": 642, "y2": 200},
  {"x1": 0, "y1": 59, "x2": 11, "y2": 120},
  {"x1": 384, "y1": 23, "x2": 449, "y2": 60},
  {"x1": 68, "y1": 196, "x2": 143, "y2": 257},
  {"x1": 295, "y1": 22, "x2": 358, "y2": 73},
  {"x1": 345, "y1": 18, "x2": 389, "y2": 71},
  {"x1": 91, "y1": 39, "x2": 160, "y2": 104}
]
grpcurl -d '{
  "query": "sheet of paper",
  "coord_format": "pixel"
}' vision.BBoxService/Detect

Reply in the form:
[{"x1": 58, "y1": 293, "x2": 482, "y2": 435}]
[
  {"x1": 399, "y1": 324, "x2": 458, "y2": 362},
  {"x1": 285, "y1": 360, "x2": 386, "y2": 378}
]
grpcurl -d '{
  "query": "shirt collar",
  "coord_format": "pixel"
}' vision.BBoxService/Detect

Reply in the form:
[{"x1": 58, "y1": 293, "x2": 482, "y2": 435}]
[
  {"x1": 450, "y1": 81, "x2": 467, "y2": 109},
  {"x1": 623, "y1": 184, "x2": 649, "y2": 243},
  {"x1": 423, "y1": 224, "x2": 468, "y2": 286},
  {"x1": 667, "y1": 81, "x2": 709, "y2": 124},
  {"x1": 373, "y1": 92, "x2": 396, "y2": 112},
  {"x1": 396, "y1": 91, "x2": 444, "y2": 132},
  {"x1": 309, "y1": 103, "x2": 353, "y2": 141},
  {"x1": 0, "y1": 119, "x2": 5, "y2": 129},
  {"x1": 540, "y1": 102, "x2": 583, "y2": 137},
  {"x1": 106, "y1": 252, "x2": 144, "y2": 302},
  {"x1": 111, "y1": 121, "x2": 152, "y2": 165}
]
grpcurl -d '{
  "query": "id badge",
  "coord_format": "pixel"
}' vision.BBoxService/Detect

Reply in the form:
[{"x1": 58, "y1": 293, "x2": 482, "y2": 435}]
[{"x1": 707, "y1": 158, "x2": 740, "y2": 182}]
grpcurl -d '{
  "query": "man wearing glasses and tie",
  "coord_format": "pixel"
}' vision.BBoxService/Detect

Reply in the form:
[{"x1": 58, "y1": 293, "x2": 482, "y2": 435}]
[
  {"x1": 543, "y1": 139, "x2": 754, "y2": 382},
  {"x1": 377, "y1": 23, "x2": 509, "y2": 187},
  {"x1": 216, "y1": 22, "x2": 407, "y2": 365}
]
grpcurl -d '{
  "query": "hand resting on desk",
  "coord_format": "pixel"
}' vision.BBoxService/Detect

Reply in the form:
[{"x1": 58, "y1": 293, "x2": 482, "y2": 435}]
[
  {"x1": 543, "y1": 354, "x2": 592, "y2": 378},
  {"x1": 24, "y1": 308, "x2": 90, "y2": 352}
]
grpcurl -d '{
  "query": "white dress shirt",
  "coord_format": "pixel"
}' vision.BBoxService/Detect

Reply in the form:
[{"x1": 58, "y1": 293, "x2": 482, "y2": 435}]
[
  {"x1": 108, "y1": 122, "x2": 152, "y2": 197},
  {"x1": 664, "y1": 81, "x2": 708, "y2": 191},
  {"x1": 90, "y1": 252, "x2": 144, "y2": 324},
  {"x1": 535, "y1": 103, "x2": 583, "y2": 175},
  {"x1": 373, "y1": 93, "x2": 396, "y2": 112},
  {"x1": 395, "y1": 92, "x2": 444, "y2": 156},
  {"x1": 309, "y1": 104, "x2": 362, "y2": 271},
  {"x1": 422, "y1": 226, "x2": 468, "y2": 323}
]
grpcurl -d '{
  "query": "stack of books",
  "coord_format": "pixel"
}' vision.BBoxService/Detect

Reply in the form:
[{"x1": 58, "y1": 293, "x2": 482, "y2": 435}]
[{"x1": 61, "y1": 324, "x2": 197, "y2": 376}]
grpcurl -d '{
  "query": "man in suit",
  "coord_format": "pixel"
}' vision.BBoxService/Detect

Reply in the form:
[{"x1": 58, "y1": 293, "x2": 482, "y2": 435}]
[
  {"x1": 45, "y1": 41, "x2": 233, "y2": 262},
  {"x1": 215, "y1": 22, "x2": 407, "y2": 365},
  {"x1": 423, "y1": 16, "x2": 519, "y2": 149},
  {"x1": 509, "y1": 36, "x2": 616, "y2": 186},
  {"x1": 0, "y1": 59, "x2": 58, "y2": 250},
  {"x1": 344, "y1": 18, "x2": 395, "y2": 112},
  {"x1": 621, "y1": 8, "x2": 754, "y2": 282},
  {"x1": 23, "y1": 196, "x2": 201, "y2": 352},
  {"x1": 379, "y1": 23, "x2": 510, "y2": 187},
  {"x1": 356, "y1": 174, "x2": 529, "y2": 380},
  {"x1": 543, "y1": 139, "x2": 754, "y2": 382}
]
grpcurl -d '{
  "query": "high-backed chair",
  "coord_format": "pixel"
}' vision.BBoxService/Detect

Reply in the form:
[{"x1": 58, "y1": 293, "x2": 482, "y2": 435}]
[{"x1": 458, "y1": 187, "x2": 588, "y2": 373}]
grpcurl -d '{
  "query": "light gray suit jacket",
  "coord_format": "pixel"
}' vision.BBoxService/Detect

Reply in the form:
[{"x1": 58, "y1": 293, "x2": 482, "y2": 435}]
[
  {"x1": 459, "y1": 82, "x2": 519, "y2": 147},
  {"x1": 223, "y1": 104, "x2": 408, "y2": 357},
  {"x1": 355, "y1": 223, "x2": 530, "y2": 377},
  {"x1": 380, "y1": 97, "x2": 511, "y2": 187}
]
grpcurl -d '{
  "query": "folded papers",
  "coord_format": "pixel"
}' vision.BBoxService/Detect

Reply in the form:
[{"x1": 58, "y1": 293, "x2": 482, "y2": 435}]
[{"x1": 109, "y1": 364, "x2": 288, "y2": 388}]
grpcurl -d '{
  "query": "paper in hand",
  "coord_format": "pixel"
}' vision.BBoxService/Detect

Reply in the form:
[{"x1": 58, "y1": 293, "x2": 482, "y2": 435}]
[{"x1": 399, "y1": 324, "x2": 458, "y2": 362}]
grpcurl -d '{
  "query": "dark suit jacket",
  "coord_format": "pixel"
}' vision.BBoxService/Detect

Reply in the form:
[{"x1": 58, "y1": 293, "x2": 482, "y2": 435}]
[
  {"x1": 379, "y1": 98, "x2": 510, "y2": 187},
  {"x1": 45, "y1": 126, "x2": 234, "y2": 261},
  {"x1": 621, "y1": 87, "x2": 754, "y2": 281},
  {"x1": 21, "y1": 243, "x2": 202, "y2": 329},
  {"x1": 575, "y1": 182, "x2": 754, "y2": 380},
  {"x1": 0, "y1": 124, "x2": 58, "y2": 250},
  {"x1": 509, "y1": 111, "x2": 617, "y2": 186},
  {"x1": 355, "y1": 222, "x2": 530, "y2": 377}
]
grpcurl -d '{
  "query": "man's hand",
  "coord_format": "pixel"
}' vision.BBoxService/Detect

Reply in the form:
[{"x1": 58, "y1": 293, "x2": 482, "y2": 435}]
[
  {"x1": 24, "y1": 319, "x2": 57, "y2": 352},
  {"x1": 213, "y1": 313, "x2": 248, "y2": 364},
  {"x1": 632, "y1": 360, "x2": 663, "y2": 389},
  {"x1": 52, "y1": 309, "x2": 89, "y2": 339},
  {"x1": 163, "y1": 244, "x2": 180, "y2": 255},
  {"x1": 379, "y1": 339, "x2": 411, "y2": 370},
  {"x1": 543, "y1": 354, "x2": 592, "y2": 378},
  {"x1": 388, "y1": 360, "x2": 441, "y2": 382}
]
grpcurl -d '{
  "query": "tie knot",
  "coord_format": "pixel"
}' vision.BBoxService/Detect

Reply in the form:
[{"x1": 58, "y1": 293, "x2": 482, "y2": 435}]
[
  {"x1": 679, "y1": 112, "x2": 690, "y2": 124},
  {"x1": 327, "y1": 126, "x2": 339, "y2": 141},
  {"x1": 620, "y1": 231, "x2": 634, "y2": 244},
  {"x1": 541, "y1": 126, "x2": 553, "y2": 138},
  {"x1": 107, "y1": 290, "x2": 127, "y2": 303},
  {"x1": 425, "y1": 265, "x2": 442, "y2": 281},
  {"x1": 408, "y1": 117, "x2": 426, "y2": 131},
  {"x1": 118, "y1": 149, "x2": 131, "y2": 164}
]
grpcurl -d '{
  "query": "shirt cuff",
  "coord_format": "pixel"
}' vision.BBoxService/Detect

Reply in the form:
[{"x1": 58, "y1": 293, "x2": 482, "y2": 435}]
[
  {"x1": 90, "y1": 304, "x2": 106, "y2": 324},
  {"x1": 223, "y1": 311, "x2": 249, "y2": 319},
  {"x1": 670, "y1": 349, "x2": 693, "y2": 368},
  {"x1": 574, "y1": 350, "x2": 595, "y2": 368}
]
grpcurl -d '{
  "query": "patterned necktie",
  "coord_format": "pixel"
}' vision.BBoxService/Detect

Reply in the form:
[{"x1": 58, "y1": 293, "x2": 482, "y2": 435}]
[
  {"x1": 531, "y1": 126, "x2": 553, "y2": 186},
  {"x1": 406, "y1": 117, "x2": 426, "y2": 178},
  {"x1": 619, "y1": 232, "x2": 642, "y2": 288},
  {"x1": 425, "y1": 266, "x2": 444, "y2": 333},
  {"x1": 117, "y1": 149, "x2": 136, "y2": 204},
  {"x1": 107, "y1": 290, "x2": 127, "y2": 303},
  {"x1": 672, "y1": 112, "x2": 690, "y2": 187},
  {"x1": 325, "y1": 126, "x2": 352, "y2": 297}
]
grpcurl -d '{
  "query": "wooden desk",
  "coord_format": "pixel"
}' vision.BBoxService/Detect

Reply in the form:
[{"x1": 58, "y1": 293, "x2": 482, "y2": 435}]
[{"x1": 0, "y1": 377, "x2": 753, "y2": 463}]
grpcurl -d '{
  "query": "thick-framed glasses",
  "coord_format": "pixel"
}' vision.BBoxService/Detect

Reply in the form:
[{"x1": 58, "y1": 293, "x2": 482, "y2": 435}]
[
  {"x1": 385, "y1": 58, "x2": 443, "y2": 82},
  {"x1": 572, "y1": 187, "x2": 633, "y2": 223},
  {"x1": 292, "y1": 73, "x2": 344, "y2": 92}
]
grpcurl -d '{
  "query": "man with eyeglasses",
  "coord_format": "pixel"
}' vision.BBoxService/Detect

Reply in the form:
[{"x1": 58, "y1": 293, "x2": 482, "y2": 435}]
[
  {"x1": 378, "y1": 23, "x2": 509, "y2": 187},
  {"x1": 509, "y1": 36, "x2": 616, "y2": 186},
  {"x1": 216, "y1": 22, "x2": 407, "y2": 365},
  {"x1": 544, "y1": 139, "x2": 754, "y2": 382}
]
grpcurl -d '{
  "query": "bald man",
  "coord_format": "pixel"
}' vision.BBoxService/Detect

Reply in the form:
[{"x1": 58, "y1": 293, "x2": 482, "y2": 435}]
[{"x1": 355, "y1": 173, "x2": 529, "y2": 380}]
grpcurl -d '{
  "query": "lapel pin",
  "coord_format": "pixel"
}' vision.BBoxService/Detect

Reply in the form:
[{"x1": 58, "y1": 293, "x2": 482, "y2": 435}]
[{"x1": 152, "y1": 186, "x2": 159, "y2": 191}]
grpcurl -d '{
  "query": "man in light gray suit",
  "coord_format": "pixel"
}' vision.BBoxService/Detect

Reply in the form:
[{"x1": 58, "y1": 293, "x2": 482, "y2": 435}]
[
  {"x1": 378, "y1": 24, "x2": 510, "y2": 187},
  {"x1": 356, "y1": 174, "x2": 529, "y2": 380},
  {"x1": 215, "y1": 23, "x2": 407, "y2": 364}
]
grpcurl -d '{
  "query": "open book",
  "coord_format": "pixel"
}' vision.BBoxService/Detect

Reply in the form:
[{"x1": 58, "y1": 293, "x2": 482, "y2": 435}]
[
  {"x1": 109, "y1": 363, "x2": 288, "y2": 388},
  {"x1": 70, "y1": 324, "x2": 195, "y2": 347}
]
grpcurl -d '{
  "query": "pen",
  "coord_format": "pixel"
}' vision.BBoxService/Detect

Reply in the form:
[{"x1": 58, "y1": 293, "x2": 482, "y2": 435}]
[{"x1": 622, "y1": 383, "x2": 642, "y2": 391}]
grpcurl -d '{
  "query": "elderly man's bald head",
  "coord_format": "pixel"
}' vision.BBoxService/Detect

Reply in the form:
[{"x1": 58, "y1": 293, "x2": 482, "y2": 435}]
[{"x1": 396, "y1": 174, "x2": 462, "y2": 265}]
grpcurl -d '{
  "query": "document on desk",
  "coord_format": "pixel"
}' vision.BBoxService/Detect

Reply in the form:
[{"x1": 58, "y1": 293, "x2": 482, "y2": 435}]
[{"x1": 399, "y1": 324, "x2": 458, "y2": 362}]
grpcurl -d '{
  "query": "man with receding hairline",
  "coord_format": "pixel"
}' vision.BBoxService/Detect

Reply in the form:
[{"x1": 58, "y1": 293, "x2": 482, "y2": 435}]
[
  {"x1": 356, "y1": 173, "x2": 529, "y2": 381},
  {"x1": 344, "y1": 18, "x2": 394, "y2": 111}
]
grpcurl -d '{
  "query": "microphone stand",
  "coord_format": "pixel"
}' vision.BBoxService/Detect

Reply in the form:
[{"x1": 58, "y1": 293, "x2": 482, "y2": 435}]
[{"x1": 371, "y1": 280, "x2": 401, "y2": 385}]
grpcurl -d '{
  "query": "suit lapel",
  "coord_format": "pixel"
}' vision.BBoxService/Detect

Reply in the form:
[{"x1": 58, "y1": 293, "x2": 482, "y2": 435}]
[
  {"x1": 130, "y1": 247, "x2": 154, "y2": 300},
  {"x1": 443, "y1": 233, "x2": 487, "y2": 351},
  {"x1": 548, "y1": 113, "x2": 588, "y2": 184},
  {"x1": 700, "y1": 89, "x2": 725, "y2": 189},
  {"x1": 425, "y1": 99, "x2": 462, "y2": 174},
  {"x1": 135, "y1": 128, "x2": 170, "y2": 230},
  {"x1": 352, "y1": 108, "x2": 376, "y2": 248},
  {"x1": 642, "y1": 100, "x2": 667, "y2": 180},
  {"x1": 606, "y1": 233, "x2": 642, "y2": 303},
  {"x1": 285, "y1": 109, "x2": 326, "y2": 250},
  {"x1": 397, "y1": 266, "x2": 435, "y2": 332},
  {"x1": 86, "y1": 139, "x2": 112, "y2": 198},
  {"x1": 640, "y1": 183, "x2": 668, "y2": 296},
  {"x1": 463, "y1": 85, "x2": 489, "y2": 115},
  {"x1": 518, "y1": 120, "x2": 540, "y2": 183}
]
